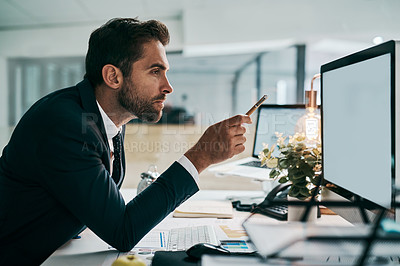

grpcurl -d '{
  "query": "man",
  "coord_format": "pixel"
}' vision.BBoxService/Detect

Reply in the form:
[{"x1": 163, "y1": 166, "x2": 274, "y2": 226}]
[{"x1": 0, "y1": 18, "x2": 251, "y2": 265}]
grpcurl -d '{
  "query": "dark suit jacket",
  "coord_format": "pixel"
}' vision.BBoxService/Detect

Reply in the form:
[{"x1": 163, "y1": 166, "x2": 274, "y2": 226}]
[{"x1": 0, "y1": 79, "x2": 199, "y2": 265}]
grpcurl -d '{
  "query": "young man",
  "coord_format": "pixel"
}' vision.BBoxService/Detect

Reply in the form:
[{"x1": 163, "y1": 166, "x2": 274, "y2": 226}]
[{"x1": 0, "y1": 18, "x2": 251, "y2": 265}]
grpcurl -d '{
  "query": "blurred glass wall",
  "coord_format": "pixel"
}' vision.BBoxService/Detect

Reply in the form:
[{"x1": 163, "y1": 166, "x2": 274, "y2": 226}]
[{"x1": 8, "y1": 57, "x2": 84, "y2": 125}]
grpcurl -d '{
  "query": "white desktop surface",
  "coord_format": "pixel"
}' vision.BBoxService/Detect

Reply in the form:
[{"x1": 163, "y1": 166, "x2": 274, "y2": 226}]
[{"x1": 42, "y1": 189, "x2": 349, "y2": 266}]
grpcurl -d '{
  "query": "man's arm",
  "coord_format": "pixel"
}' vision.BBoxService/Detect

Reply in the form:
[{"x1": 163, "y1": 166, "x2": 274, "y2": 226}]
[
  {"x1": 37, "y1": 116, "x2": 198, "y2": 252},
  {"x1": 36, "y1": 114, "x2": 249, "y2": 252}
]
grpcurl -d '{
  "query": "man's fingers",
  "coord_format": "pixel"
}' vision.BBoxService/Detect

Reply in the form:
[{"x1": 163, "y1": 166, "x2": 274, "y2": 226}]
[
  {"x1": 224, "y1": 115, "x2": 252, "y2": 127},
  {"x1": 233, "y1": 143, "x2": 246, "y2": 154},
  {"x1": 231, "y1": 125, "x2": 246, "y2": 136},
  {"x1": 231, "y1": 135, "x2": 246, "y2": 147},
  {"x1": 196, "y1": 115, "x2": 250, "y2": 166}
]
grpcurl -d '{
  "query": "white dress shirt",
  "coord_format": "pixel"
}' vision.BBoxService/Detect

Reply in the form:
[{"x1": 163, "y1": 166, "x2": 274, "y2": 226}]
[{"x1": 96, "y1": 101, "x2": 199, "y2": 186}]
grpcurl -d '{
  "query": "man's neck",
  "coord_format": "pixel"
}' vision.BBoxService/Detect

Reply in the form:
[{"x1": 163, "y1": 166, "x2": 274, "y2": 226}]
[{"x1": 94, "y1": 84, "x2": 134, "y2": 128}]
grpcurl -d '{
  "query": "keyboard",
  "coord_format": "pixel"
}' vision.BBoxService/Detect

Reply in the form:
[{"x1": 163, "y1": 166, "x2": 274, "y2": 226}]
[
  {"x1": 167, "y1": 225, "x2": 218, "y2": 251},
  {"x1": 240, "y1": 160, "x2": 268, "y2": 168},
  {"x1": 256, "y1": 204, "x2": 288, "y2": 221}
]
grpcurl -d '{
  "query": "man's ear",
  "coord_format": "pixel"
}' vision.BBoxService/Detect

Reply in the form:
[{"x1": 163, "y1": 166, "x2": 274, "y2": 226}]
[{"x1": 102, "y1": 64, "x2": 123, "y2": 89}]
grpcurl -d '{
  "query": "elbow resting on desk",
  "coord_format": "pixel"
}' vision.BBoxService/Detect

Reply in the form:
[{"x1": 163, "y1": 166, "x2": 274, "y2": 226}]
[{"x1": 105, "y1": 162, "x2": 199, "y2": 252}]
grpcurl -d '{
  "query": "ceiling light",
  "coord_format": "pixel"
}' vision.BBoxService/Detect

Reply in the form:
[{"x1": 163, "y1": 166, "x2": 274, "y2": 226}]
[{"x1": 373, "y1": 36, "x2": 384, "y2": 45}]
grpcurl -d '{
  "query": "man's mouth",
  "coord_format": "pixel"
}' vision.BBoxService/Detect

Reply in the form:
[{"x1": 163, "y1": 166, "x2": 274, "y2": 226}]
[
  {"x1": 153, "y1": 99, "x2": 165, "y2": 109},
  {"x1": 153, "y1": 96, "x2": 166, "y2": 105}
]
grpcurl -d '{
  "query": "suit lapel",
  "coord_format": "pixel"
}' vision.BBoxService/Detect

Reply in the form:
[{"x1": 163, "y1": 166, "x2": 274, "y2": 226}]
[{"x1": 76, "y1": 79, "x2": 109, "y2": 151}]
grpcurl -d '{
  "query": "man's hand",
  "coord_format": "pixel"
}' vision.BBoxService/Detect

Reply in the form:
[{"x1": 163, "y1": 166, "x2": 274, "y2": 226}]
[{"x1": 185, "y1": 115, "x2": 252, "y2": 173}]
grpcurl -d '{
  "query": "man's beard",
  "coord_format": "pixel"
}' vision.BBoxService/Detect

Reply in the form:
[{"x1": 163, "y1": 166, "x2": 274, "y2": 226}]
[{"x1": 118, "y1": 79, "x2": 164, "y2": 123}]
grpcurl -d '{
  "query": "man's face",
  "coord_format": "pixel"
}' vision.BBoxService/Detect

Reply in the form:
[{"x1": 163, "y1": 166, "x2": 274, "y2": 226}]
[{"x1": 118, "y1": 40, "x2": 172, "y2": 122}]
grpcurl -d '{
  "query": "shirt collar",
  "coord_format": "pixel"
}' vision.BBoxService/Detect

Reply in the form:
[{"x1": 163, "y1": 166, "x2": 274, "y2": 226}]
[{"x1": 96, "y1": 101, "x2": 121, "y2": 141}]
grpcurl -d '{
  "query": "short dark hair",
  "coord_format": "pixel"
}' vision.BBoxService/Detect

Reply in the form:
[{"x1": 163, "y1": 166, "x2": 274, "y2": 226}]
[{"x1": 85, "y1": 18, "x2": 170, "y2": 87}]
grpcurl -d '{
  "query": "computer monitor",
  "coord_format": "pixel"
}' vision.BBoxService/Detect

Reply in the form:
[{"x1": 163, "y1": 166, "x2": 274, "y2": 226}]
[
  {"x1": 321, "y1": 40, "x2": 400, "y2": 223},
  {"x1": 252, "y1": 104, "x2": 320, "y2": 158}
]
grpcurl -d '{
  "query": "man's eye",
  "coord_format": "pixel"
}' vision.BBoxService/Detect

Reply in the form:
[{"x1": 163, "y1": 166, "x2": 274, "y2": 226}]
[{"x1": 152, "y1": 69, "x2": 159, "y2": 74}]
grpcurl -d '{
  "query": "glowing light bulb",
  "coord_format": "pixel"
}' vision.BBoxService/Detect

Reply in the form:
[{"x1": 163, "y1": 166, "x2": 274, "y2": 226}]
[
  {"x1": 304, "y1": 109, "x2": 320, "y2": 141},
  {"x1": 295, "y1": 109, "x2": 321, "y2": 146}
]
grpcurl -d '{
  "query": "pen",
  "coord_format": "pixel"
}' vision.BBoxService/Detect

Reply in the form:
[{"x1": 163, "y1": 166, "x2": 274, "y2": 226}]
[{"x1": 245, "y1": 95, "x2": 268, "y2": 115}]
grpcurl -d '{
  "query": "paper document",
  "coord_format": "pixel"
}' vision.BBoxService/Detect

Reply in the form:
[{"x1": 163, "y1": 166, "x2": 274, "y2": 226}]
[
  {"x1": 135, "y1": 230, "x2": 168, "y2": 249},
  {"x1": 173, "y1": 200, "x2": 233, "y2": 218},
  {"x1": 242, "y1": 222, "x2": 400, "y2": 258},
  {"x1": 208, "y1": 158, "x2": 271, "y2": 181}
]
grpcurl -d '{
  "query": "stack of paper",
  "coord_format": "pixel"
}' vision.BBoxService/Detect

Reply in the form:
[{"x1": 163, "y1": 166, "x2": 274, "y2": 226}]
[{"x1": 173, "y1": 200, "x2": 233, "y2": 218}]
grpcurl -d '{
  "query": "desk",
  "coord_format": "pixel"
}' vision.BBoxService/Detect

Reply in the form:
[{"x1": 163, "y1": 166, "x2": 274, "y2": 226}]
[{"x1": 42, "y1": 189, "x2": 350, "y2": 266}]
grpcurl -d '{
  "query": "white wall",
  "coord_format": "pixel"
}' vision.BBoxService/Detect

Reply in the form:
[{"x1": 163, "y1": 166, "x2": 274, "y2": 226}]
[{"x1": 183, "y1": 0, "x2": 400, "y2": 49}]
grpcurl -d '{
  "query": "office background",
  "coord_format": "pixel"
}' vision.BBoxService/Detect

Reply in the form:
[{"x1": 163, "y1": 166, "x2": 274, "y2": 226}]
[{"x1": 0, "y1": 0, "x2": 399, "y2": 190}]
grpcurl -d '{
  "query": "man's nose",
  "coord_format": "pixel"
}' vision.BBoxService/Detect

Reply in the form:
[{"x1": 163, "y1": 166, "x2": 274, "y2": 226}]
[{"x1": 161, "y1": 75, "x2": 173, "y2": 94}]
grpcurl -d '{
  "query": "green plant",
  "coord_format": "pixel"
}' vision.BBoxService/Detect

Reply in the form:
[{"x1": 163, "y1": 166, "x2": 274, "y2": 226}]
[{"x1": 259, "y1": 132, "x2": 322, "y2": 200}]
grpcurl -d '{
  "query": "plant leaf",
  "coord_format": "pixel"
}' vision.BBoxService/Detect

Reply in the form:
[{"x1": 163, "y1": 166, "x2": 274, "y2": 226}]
[
  {"x1": 278, "y1": 176, "x2": 288, "y2": 183},
  {"x1": 300, "y1": 187, "x2": 310, "y2": 196},
  {"x1": 291, "y1": 170, "x2": 306, "y2": 180},
  {"x1": 311, "y1": 175, "x2": 321, "y2": 186},
  {"x1": 290, "y1": 186, "x2": 300, "y2": 197},
  {"x1": 271, "y1": 169, "x2": 281, "y2": 179},
  {"x1": 278, "y1": 158, "x2": 289, "y2": 168},
  {"x1": 266, "y1": 158, "x2": 278, "y2": 168},
  {"x1": 293, "y1": 179, "x2": 308, "y2": 187}
]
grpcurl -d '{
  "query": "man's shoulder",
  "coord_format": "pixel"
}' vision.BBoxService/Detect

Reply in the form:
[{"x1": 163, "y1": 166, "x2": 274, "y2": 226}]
[
  {"x1": 40, "y1": 86, "x2": 81, "y2": 110},
  {"x1": 21, "y1": 82, "x2": 97, "y2": 131},
  {"x1": 35, "y1": 81, "x2": 96, "y2": 118}
]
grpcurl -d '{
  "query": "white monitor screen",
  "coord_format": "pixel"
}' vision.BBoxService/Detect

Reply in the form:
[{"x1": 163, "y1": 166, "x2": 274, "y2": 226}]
[
  {"x1": 253, "y1": 106, "x2": 319, "y2": 157},
  {"x1": 322, "y1": 53, "x2": 392, "y2": 208}
]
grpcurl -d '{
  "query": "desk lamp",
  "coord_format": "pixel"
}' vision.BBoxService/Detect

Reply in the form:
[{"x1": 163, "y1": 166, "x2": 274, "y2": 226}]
[{"x1": 296, "y1": 73, "x2": 321, "y2": 145}]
